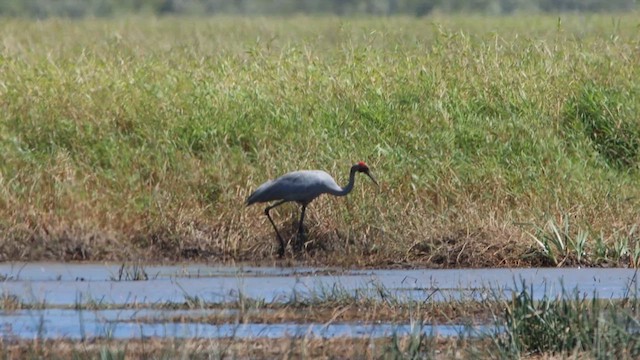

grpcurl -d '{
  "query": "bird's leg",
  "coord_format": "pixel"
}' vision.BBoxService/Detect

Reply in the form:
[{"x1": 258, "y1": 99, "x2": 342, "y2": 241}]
[
  {"x1": 296, "y1": 204, "x2": 307, "y2": 252},
  {"x1": 264, "y1": 200, "x2": 288, "y2": 257}
]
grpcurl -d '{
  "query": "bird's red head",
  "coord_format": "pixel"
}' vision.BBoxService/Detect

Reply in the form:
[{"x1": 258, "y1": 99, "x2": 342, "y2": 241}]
[
  {"x1": 357, "y1": 161, "x2": 369, "y2": 172},
  {"x1": 355, "y1": 161, "x2": 378, "y2": 185}
]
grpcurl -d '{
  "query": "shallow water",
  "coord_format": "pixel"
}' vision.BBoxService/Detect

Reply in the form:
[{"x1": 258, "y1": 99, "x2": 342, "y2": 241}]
[
  {"x1": 1, "y1": 263, "x2": 637, "y2": 305},
  {"x1": 0, "y1": 263, "x2": 637, "y2": 340},
  {"x1": 0, "y1": 308, "x2": 485, "y2": 340}
]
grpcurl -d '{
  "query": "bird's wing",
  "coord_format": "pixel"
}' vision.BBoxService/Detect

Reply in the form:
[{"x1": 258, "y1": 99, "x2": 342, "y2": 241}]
[{"x1": 246, "y1": 170, "x2": 340, "y2": 204}]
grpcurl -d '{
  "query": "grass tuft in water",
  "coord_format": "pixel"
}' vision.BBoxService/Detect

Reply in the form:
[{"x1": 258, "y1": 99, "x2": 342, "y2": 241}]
[
  {"x1": 494, "y1": 279, "x2": 640, "y2": 359},
  {"x1": 99, "y1": 347, "x2": 126, "y2": 360},
  {"x1": 382, "y1": 319, "x2": 439, "y2": 359},
  {"x1": 110, "y1": 263, "x2": 150, "y2": 281}
]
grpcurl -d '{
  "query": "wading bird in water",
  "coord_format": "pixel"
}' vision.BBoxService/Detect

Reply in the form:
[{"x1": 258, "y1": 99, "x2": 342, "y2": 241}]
[{"x1": 246, "y1": 162, "x2": 378, "y2": 257}]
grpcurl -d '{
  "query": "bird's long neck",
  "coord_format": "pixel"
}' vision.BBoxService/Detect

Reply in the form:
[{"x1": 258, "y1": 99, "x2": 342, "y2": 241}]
[{"x1": 330, "y1": 165, "x2": 359, "y2": 197}]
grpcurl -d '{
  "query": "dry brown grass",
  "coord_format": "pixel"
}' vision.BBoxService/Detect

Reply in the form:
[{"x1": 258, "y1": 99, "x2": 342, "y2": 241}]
[
  {"x1": 151, "y1": 300, "x2": 498, "y2": 326},
  {"x1": 0, "y1": 338, "x2": 613, "y2": 359},
  {"x1": 0, "y1": 337, "x2": 487, "y2": 359}
]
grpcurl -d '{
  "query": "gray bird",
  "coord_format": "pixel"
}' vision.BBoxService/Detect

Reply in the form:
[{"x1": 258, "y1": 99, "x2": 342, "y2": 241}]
[{"x1": 246, "y1": 162, "x2": 378, "y2": 257}]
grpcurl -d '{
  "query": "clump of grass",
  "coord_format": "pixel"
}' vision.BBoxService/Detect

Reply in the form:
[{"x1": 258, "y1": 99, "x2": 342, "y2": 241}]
[
  {"x1": 110, "y1": 263, "x2": 150, "y2": 281},
  {"x1": 525, "y1": 216, "x2": 588, "y2": 266},
  {"x1": 383, "y1": 321, "x2": 436, "y2": 359},
  {"x1": 0, "y1": 292, "x2": 50, "y2": 311},
  {"x1": 494, "y1": 280, "x2": 640, "y2": 358},
  {"x1": 563, "y1": 82, "x2": 640, "y2": 170},
  {"x1": 0, "y1": 293, "x2": 23, "y2": 311},
  {"x1": 99, "y1": 347, "x2": 126, "y2": 360},
  {"x1": 525, "y1": 216, "x2": 640, "y2": 267}
]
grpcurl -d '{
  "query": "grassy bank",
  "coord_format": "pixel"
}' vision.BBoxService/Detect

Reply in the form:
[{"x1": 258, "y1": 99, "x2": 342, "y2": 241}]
[{"x1": 1, "y1": 15, "x2": 639, "y2": 266}]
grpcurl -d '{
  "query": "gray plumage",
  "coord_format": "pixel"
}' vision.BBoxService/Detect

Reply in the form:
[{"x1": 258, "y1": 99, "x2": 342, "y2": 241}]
[{"x1": 246, "y1": 162, "x2": 378, "y2": 257}]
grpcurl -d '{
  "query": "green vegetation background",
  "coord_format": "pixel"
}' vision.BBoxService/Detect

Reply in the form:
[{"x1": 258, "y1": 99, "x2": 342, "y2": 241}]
[{"x1": 0, "y1": 15, "x2": 639, "y2": 265}]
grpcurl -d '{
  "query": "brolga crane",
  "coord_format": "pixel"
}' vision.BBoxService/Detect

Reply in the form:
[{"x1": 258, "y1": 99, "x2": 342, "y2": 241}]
[{"x1": 246, "y1": 162, "x2": 378, "y2": 257}]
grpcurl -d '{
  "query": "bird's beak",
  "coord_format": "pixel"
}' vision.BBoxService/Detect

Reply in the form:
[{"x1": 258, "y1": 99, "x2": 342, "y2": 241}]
[{"x1": 365, "y1": 170, "x2": 379, "y2": 186}]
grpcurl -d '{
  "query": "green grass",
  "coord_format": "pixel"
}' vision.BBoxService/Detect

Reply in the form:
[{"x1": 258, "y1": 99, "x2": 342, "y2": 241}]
[
  {"x1": 494, "y1": 280, "x2": 640, "y2": 359},
  {"x1": 1, "y1": 15, "x2": 639, "y2": 266}
]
